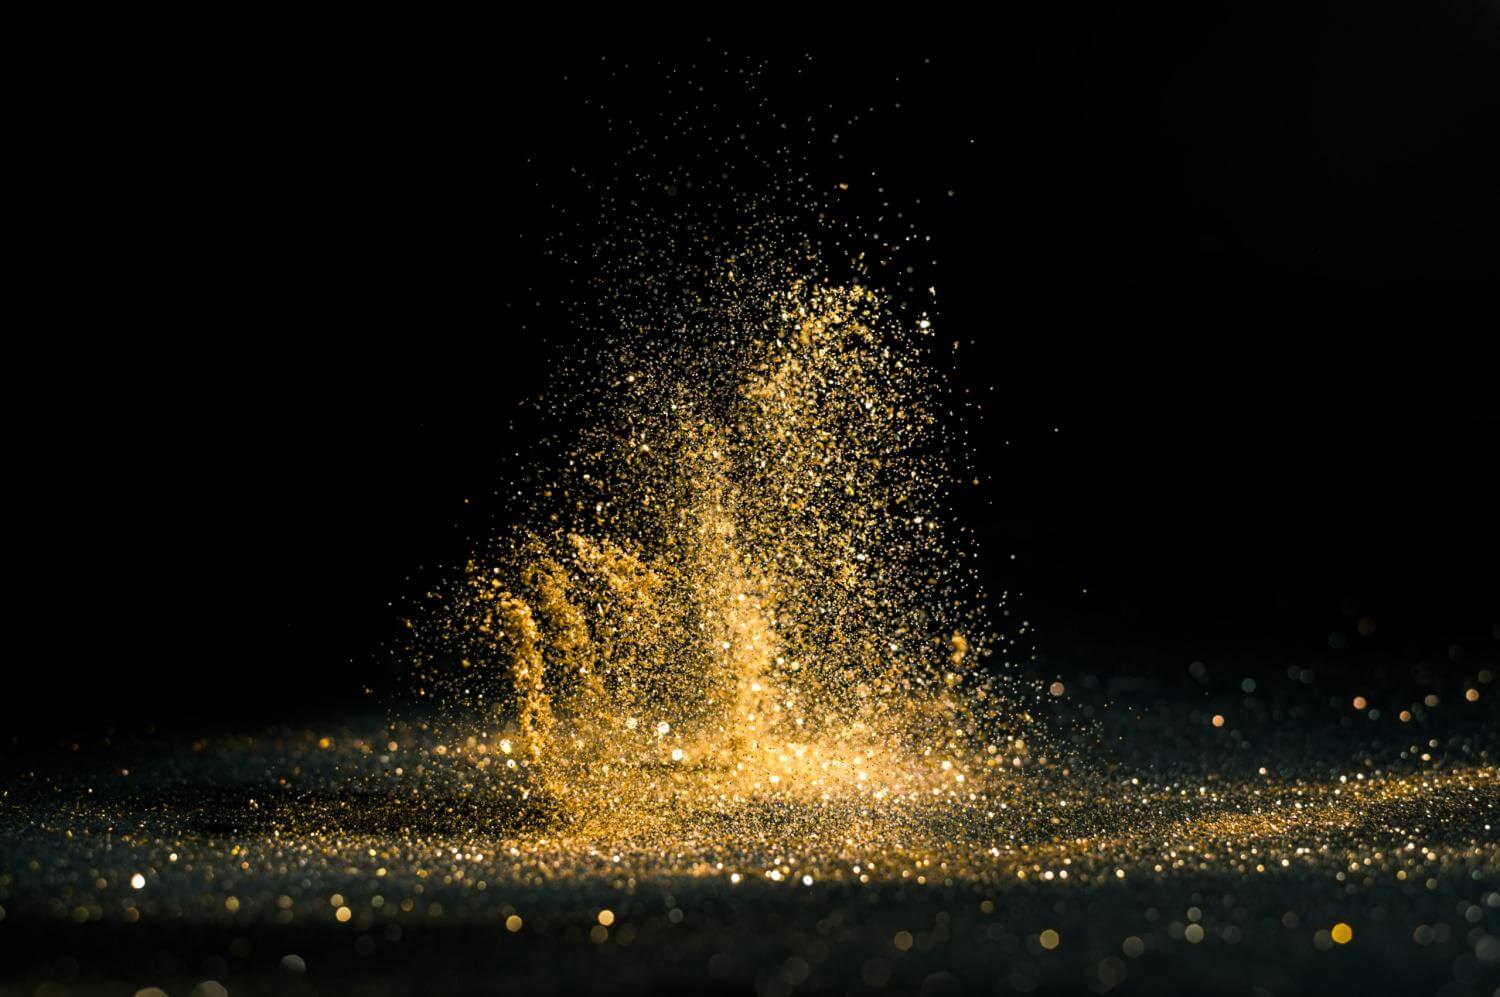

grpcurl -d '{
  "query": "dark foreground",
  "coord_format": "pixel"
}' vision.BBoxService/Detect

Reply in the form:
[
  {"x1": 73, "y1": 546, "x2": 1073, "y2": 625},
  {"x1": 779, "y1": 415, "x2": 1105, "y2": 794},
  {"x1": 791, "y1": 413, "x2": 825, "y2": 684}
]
[{"x1": 3, "y1": 665, "x2": 1496, "y2": 997}]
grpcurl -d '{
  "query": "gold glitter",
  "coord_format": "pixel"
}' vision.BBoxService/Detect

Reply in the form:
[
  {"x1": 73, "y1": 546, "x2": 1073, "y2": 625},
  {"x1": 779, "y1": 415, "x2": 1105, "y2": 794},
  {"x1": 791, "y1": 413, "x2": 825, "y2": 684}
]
[{"x1": 412, "y1": 273, "x2": 1025, "y2": 850}]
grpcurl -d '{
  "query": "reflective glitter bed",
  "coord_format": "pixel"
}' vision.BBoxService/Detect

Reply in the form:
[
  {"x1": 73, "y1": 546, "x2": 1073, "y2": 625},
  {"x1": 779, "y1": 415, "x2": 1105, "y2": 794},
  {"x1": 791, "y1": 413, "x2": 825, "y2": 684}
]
[{"x1": 3, "y1": 697, "x2": 1497, "y2": 995}]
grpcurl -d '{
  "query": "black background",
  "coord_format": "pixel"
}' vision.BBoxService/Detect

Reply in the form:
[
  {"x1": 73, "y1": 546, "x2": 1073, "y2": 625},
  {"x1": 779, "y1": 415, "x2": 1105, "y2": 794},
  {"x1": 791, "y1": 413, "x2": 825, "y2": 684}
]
[{"x1": 19, "y1": 9, "x2": 1498, "y2": 737}]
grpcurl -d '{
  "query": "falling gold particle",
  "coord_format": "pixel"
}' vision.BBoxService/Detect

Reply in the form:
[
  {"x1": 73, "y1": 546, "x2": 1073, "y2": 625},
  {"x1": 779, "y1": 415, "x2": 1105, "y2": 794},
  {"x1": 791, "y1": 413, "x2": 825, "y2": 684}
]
[
  {"x1": 1040, "y1": 929, "x2": 1061, "y2": 950},
  {"x1": 1331, "y1": 922, "x2": 1353, "y2": 944}
]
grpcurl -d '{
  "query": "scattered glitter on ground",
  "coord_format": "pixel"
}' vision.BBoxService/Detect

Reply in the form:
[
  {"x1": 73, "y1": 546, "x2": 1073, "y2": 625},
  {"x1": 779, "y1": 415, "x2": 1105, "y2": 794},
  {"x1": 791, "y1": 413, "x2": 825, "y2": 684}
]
[{"x1": 3, "y1": 673, "x2": 1497, "y2": 994}]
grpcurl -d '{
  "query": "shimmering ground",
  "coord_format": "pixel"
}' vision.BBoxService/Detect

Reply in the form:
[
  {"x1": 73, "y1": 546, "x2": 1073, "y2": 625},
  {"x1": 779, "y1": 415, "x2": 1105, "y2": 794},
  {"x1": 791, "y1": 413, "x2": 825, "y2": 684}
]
[{"x1": 3, "y1": 671, "x2": 1496, "y2": 996}]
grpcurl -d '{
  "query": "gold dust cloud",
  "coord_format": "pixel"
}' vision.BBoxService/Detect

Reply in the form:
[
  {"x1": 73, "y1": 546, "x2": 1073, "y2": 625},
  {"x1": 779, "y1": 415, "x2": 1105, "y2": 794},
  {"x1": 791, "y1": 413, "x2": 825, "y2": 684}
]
[{"x1": 407, "y1": 264, "x2": 1038, "y2": 849}]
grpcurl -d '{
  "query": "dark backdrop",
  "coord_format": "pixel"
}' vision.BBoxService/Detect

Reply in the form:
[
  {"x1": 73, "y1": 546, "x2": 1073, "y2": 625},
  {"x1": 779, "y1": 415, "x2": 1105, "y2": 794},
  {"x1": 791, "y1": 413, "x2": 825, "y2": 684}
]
[{"x1": 18, "y1": 9, "x2": 1498, "y2": 737}]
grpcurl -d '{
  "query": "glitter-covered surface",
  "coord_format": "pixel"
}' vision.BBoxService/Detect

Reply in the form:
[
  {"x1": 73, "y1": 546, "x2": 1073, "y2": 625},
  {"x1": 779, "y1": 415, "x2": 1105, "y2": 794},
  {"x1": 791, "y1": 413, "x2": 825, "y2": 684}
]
[{"x1": 3, "y1": 666, "x2": 1496, "y2": 995}]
